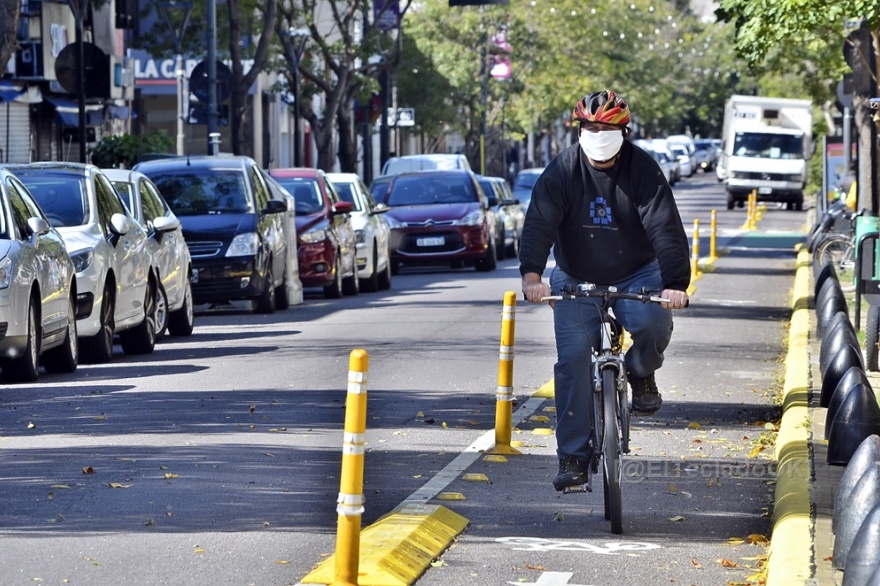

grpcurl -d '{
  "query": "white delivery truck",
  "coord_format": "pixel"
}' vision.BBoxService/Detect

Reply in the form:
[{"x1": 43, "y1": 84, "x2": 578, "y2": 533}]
[{"x1": 719, "y1": 95, "x2": 813, "y2": 211}]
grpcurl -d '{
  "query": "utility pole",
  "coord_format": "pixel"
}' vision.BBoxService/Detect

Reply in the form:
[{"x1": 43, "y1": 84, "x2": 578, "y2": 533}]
[{"x1": 206, "y1": 0, "x2": 219, "y2": 154}]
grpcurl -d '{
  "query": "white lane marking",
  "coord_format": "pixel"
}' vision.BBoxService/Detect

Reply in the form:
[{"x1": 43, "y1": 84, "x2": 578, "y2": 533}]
[
  {"x1": 496, "y1": 536, "x2": 661, "y2": 554},
  {"x1": 507, "y1": 572, "x2": 593, "y2": 586}
]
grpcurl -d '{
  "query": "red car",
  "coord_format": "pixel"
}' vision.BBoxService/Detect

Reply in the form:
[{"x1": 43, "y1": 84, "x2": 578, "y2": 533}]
[
  {"x1": 267, "y1": 168, "x2": 359, "y2": 298},
  {"x1": 381, "y1": 169, "x2": 499, "y2": 272}
]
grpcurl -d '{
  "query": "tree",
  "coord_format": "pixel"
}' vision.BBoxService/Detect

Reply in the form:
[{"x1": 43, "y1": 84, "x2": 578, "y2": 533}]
[
  {"x1": 0, "y1": 0, "x2": 20, "y2": 72},
  {"x1": 716, "y1": 0, "x2": 880, "y2": 208},
  {"x1": 139, "y1": 0, "x2": 277, "y2": 158},
  {"x1": 274, "y1": 0, "x2": 412, "y2": 172}
]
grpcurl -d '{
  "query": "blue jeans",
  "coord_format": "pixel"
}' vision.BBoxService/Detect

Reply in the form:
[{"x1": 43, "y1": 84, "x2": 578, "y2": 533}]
[{"x1": 550, "y1": 261, "x2": 673, "y2": 461}]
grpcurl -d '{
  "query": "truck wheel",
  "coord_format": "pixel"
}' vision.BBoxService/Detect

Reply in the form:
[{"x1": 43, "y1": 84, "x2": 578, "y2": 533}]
[{"x1": 726, "y1": 193, "x2": 735, "y2": 210}]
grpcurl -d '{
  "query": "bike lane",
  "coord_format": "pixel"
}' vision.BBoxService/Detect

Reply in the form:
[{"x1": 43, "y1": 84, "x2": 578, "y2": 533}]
[{"x1": 296, "y1": 211, "x2": 806, "y2": 586}]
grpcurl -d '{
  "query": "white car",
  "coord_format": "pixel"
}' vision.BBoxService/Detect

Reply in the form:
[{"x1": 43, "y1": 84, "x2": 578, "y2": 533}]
[
  {"x1": 6, "y1": 163, "x2": 156, "y2": 363},
  {"x1": 326, "y1": 172, "x2": 392, "y2": 292},
  {"x1": 0, "y1": 169, "x2": 78, "y2": 381},
  {"x1": 104, "y1": 168, "x2": 195, "y2": 338},
  {"x1": 669, "y1": 145, "x2": 694, "y2": 177}
]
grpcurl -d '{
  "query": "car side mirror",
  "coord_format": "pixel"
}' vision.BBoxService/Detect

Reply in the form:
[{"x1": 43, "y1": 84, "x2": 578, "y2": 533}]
[
  {"x1": 27, "y1": 217, "x2": 51, "y2": 237},
  {"x1": 486, "y1": 195, "x2": 499, "y2": 207},
  {"x1": 264, "y1": 199, "x2": 288, "y2": 214},
  {"x1": 152, "y1": 215, "x2": 181, "y2": 233},
  {"x1": 110, "y1": 213, "x2": 132, "y2": 236},
  {"x1": 372, "y1": 202, "x2": 390, "y2": 214},
  {"x1": 332, "y1": 201, "x2": 355, "y2": 215}
]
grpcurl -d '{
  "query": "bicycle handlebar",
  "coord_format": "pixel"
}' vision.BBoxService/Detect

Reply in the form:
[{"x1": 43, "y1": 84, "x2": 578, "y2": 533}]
[{"x1": 540, "y1": 283, "x2": 669, "y2": 305}]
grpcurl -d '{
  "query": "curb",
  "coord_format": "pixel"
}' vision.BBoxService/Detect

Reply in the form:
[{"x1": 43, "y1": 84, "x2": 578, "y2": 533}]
[{"x1": 765, "y1": 248, "x2": 814, "y2": 585}]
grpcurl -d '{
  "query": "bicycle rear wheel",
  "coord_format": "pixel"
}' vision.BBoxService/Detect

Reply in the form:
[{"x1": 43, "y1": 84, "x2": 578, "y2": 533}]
[
  {"x1": 814, "y1": 234, "x2": 855, "y2": 289},
  {"x1": 601, "y1": 368, "x2": 623, "y2": 534}
]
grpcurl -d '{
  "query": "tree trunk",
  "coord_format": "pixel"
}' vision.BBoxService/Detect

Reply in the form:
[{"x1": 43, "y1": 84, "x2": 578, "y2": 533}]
[
  {"x1": 336, "y1": 99, "x2": 358, "y2": 173},
  {"x1": 0, "y1": 0, "x2": 19, "y2": 70}
]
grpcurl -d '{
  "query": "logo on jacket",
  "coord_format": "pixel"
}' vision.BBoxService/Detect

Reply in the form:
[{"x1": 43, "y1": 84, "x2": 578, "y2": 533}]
[{"x1": 590, "y1": 197, "x2": 612, "y2": 225}]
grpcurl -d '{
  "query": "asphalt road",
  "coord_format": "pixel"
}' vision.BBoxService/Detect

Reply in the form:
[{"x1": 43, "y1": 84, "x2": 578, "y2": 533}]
[{"x1": 0, "y1": 170, "x2": 809, "y2": 585}]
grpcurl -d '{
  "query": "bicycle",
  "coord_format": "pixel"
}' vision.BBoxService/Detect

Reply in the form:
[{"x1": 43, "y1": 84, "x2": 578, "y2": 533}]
[{"x1": 542, "y1": 283, "x2": 669, "y2": 534}]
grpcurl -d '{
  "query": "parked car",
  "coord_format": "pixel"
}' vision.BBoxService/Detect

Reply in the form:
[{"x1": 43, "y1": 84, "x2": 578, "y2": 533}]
[
  {"x1": 103, "y1": 168, "x2": 194, "y2": 337},
  {"x1": 511, "y1": 167, "x2": 545, "y2": 212},
  {"x1": 3, "y1": 162, "x2": 155, "y2": 363},
  {"x1": 268, "y1": 168, "x2": 359, "y2": 299},
  {"x1": 0, "y1": 168, "x2": 78, "y2": 381},
  {"x1": 669, "y1": 144, "x2": 694, "y2": 177},
  {"x1": 369, "y1": 175, "x2": 393, "y2": 202},
  {"x1": 327, "y1": 172, "x2": 393, "y2": 292},
  {"x1": 640, "y1": 146, "x2": 677, "y2": 186},
  {"x1": 381, "y1": 154, "x2": 471, "y2": 176},
  {"x1": 693, "y1": 138, "x2": 718, "y2": 172},
  {"x1": 134, "y1": 155, "x2": 291, "y2": 314},
  {"x1": 380, "y1": 169, "x2": 498, "y2": 272},
  {"x1": 477, "y1": 175, "x2": 524, "y2": 258}
]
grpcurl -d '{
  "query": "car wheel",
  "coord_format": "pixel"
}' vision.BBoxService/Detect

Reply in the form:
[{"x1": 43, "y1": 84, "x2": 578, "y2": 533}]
[
  {"x1": 726, "y1": 193, "x2": 735, "y2": 210},
  {"x1": 378, "y1": 247, "x2": 393, "y2": 291},
  {"x1": 324, "y1": 255, "x2": 344, "y2": 299},
  {"x1": 362, "y1": 247, "x2": 380, "y2": 293},
  {"x1": 254, "y1": 266, "x2": 277, "y2": 314},
  {"x1": 43, "y1": 294, "x2": 78, "y2": 374},
  {"x1": 168, "y1": 279, "x2": 194, "y2": 336},
  {"x1": 154, "y1": 284, "x2": 169, "y2": 340},
  {"x1": 342, "y1": 258, "x2": 360, "y2": 296},
  {"x1": 82, "y1": 284, "x2": 115, "y2": 363},
  {"x1": 475, "y1": 238, "x2": 497, "y2": 272},
  {"x1": 4, "y1": 299, "x2": 40, "y2": 382},
  {"x1": 120, "y1": 280, "x2": 157, "y2": 355},
  {"x1": 275, "y1": 265, "x2": 291, "y2": 310}
]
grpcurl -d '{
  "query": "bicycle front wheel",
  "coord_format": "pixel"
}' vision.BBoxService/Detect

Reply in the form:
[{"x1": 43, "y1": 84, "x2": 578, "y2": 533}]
[
  {"x1": 601, "y1": 368, "x2": 623, "y2": 534},
  {"x1": 814, "y1": 234, "x2": 854, "y2": 282}
]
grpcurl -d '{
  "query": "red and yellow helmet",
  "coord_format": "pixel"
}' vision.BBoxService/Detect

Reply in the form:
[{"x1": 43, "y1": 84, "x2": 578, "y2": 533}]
[{"x1": 572, "y1": 90, "x2": 630, "y2": 127}]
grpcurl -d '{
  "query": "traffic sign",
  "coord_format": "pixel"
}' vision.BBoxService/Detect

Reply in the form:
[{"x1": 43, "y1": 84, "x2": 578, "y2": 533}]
[{"x1": 387, "y1": 107, "x2": 415, "y2": 127}]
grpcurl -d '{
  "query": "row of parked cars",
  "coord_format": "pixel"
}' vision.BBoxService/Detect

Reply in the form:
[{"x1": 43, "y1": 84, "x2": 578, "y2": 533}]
[{"x1": 0, "y1": 153, "x2": 531, "y2": 383}]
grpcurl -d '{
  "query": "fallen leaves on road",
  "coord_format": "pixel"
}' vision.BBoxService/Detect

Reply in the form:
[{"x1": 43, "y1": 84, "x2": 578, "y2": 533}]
[
  {"x1": 717, "y1": 558, "x2": 739, "y2": 568},
  {"x1": 668, "y1": 515, "x2": 686, "y2": 522},
  {"x1": 82, "y1": 466, "x2": 96, "y2": 474},
  {"x1": 690, "y1": 559, "x2": 702, "y2": 568},
  {"x1": 108, "y1": 483, "x2": 132, "y2": 489}
]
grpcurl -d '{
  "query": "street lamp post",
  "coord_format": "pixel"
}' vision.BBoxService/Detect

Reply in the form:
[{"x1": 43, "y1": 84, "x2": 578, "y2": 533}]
[
  {"x1": 158, "y1": 1, "x2": 193, "y2": 156},
  {"x1": 286, "y1": 27, "x2": 310, "y2": 167}
]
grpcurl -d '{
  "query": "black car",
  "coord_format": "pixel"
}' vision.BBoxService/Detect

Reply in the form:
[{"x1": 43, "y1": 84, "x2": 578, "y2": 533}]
[{"x1": 133, "y1": 155, "x2": 291, "y2": 313}]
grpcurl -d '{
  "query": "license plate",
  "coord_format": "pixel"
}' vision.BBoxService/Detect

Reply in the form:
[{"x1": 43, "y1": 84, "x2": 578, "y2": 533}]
[
  {"x1": 191, "y1": 269, "x2": 199, "y2": 283},
  {"x1": 758, "y1": 187, "x2": 773, "y2": 195},
  {"x1": 417, "y1": 236, "x2": 444, "y2": 247}
]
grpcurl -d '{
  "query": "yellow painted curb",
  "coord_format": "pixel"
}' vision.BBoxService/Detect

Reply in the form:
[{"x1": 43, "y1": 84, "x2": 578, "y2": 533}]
[
  {"x1": 532, "y1": 379, "x2": 555, "y2": 398},
  {"x1": 765, "y1": 248, "x2": 813, "y2": 586},
  {"x1": 300, "y1": 504, "x2": 468, "y2": 586}
]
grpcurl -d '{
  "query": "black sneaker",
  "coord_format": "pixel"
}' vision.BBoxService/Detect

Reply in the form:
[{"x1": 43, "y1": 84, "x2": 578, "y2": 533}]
[
  {"x1": 631, "y1": 372, "x2": 662, "y2": 415},
  {"x1": 553, "y1": 455, "x2": 589, "y2": 491}
]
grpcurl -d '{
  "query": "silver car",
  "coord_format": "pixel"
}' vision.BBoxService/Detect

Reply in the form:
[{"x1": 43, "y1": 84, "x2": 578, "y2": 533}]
[
  {"x1": 5, "y1": 163, "x2": 156, "y2": 363},
  {"x1": 327, "y1": 172, "x2": 393, "y2": 292},
  {"x1": 0, "y1": 169, "x2": 78, "y2": 381},
  {"x1": 104, "y1": 168, "x2": 194, "y2": 338}
]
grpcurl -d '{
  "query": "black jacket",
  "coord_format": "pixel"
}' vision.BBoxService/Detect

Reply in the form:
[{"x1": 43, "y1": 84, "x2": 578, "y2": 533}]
[{"x1": 518, "y1": 141, "x2": 691, "y2": 291}]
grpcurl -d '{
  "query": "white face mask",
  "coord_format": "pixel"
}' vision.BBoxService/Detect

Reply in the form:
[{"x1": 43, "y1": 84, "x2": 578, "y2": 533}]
[{"x1": 579, "y1": 130, "x2": 624, "y2": 162}]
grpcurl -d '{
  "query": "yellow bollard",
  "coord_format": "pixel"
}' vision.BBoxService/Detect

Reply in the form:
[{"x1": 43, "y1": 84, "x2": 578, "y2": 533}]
[
  {"x1": 333, "y1": 349, "x2": 369, "y2": 586},
  {"x1": 749, "y1": 190, "x2": 757, "y2": 230},
  {"x1": 709, "y1": 209, "x2": 718, "y2": 260},
  {"x1": 691, "y1": 219, "x2": 701, "y2": 280},
  {"x1": 489, "y1": 291, "x2": 522, "y2": 455}
]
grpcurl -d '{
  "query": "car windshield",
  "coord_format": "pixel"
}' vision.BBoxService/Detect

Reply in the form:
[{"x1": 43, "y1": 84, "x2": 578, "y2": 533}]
[
  {"x1": 385, "y1": 176, "x2": 476, "y2": 206},
  {"x1": 16, "y1": 174, "x2": 89, "y2": 227},
  {"x1": 272, "y1": 178, "x2": 324, "y2": 214},
  {"x1": 370, "y1": 178, "x2": 392, "y2": 201},
  {"x1": 331, "y1": 181, "x2": 364, "y2": 212},
  {"x1": 149, "y1": 170, "x2": 250, "y2": 215},
  {"x1": 733, "y1": 132, "x2": 802, "y2": 160},
  {"x1": 513, "y1": 172, "x2": 540, "y2": 190}
]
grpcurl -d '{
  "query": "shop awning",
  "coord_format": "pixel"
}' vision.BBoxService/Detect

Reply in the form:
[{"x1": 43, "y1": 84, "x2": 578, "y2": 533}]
[
  {"x1": 45, "y1": 96, "x2": 104, "y2": 126},
  {"x1": 0, "y1": 80, "x2": 25, "y2": 103},
  {"x1": 108, "y1": 105, "x2": 136, "y2": 120}
]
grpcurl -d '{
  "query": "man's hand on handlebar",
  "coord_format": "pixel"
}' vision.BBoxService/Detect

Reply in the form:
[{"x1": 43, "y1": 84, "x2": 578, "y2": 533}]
[
  {"x1": 522, "y1": 275, "x2": 552, "y2": 307},
  {"x1": 660, "y1": 289, "x2": 689, "y2": 310}
]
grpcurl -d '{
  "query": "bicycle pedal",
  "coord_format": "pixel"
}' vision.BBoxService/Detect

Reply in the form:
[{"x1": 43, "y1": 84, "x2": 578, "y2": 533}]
[{"x1": 562, "y1": 482, "x2": 592, "y2": 494}]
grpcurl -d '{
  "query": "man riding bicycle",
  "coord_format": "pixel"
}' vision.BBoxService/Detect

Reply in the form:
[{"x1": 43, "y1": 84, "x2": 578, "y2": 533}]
[{"x1": 519, "y1": 90, "x2": 690, "y2": 492}]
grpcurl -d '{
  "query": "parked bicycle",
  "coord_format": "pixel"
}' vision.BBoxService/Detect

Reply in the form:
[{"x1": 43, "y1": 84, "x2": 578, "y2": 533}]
[
  {"x1": 810, "y1": 201, "x2": 862, "y2": 291},
  {"x1": 542, "y1": 283, "x2": 670, "y2": 534}
]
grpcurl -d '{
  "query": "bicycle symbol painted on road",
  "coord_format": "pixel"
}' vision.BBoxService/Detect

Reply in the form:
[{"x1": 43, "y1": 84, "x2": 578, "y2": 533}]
[{"x1": 496, "y1": 536, "x2": 661, "y2": 554}]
